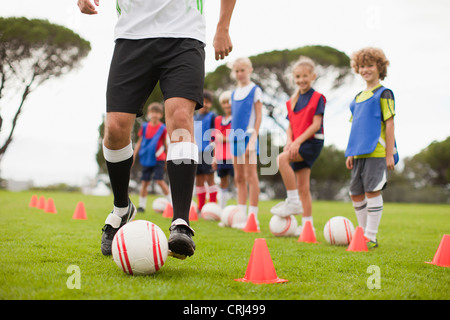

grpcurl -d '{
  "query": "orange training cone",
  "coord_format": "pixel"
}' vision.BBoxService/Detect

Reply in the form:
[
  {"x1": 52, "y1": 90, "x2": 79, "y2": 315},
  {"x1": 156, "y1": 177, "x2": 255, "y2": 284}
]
[
  {"x1": 44, "y1": 198, "x2": 57, "y2": 214},
  {"x1": 72, "y1": 201, "x2": 87, "y2": 220},
  {"x1": 29, "y1": 195, "x2": 38, "y2": 208},
  {"x1": 235, "y1": 238, "x2": 288, "y2": 284},
  {"x1": 162, "y1": 203, "x2": 173, "y2": 218},
  {"x1": 426, "y1": 234, "x2": 450, "y2": 267},
  {"x1": 37, "y1": 196, "x2": 46, "y2": 209},
  {"x1": 346, "y1": 226, "x2": 368, "y2": 252},
  {"x1": 297, "y1": 220, "x2": 318, "y2": 243},
  {"x1": 243, "y1": 213, "x2": 260, "y2": 233},
  {"x1": 189, "y1": 203, "x2": 198, "y2": 221}
]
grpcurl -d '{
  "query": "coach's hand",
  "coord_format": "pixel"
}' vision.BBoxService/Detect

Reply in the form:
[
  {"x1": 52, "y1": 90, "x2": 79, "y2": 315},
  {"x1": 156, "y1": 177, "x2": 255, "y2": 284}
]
[
  {"x1": 78, "y1": 0, "x2": 99, "y2": 15},
  {"x1": 213, "y1": 28, "x2": 233, "y2": 61}
]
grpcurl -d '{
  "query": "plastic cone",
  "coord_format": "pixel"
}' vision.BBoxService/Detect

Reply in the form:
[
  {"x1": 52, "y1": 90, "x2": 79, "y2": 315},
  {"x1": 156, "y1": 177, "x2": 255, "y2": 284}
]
[
  {"x1": 72, "y1": 201, "x2": 87, "y2": 220},
  {"x1": 162, "y1": 203, "x2": 173, "y2": 218},
  {"x1": 235, "y1": 238, "x2": 288, "y2": 284},
  {"x1": 37, "y1": 196, "x2": 46, "y2": 209},
  {"x1": 243, "y1": 213, "x2": 260, "y2": 233},
  {"x1": 29, "y1": 195, "x2": 38, "y2": 208},
  {"x1": 297, "y1": 220, "x2": 318, "y2": 243},
  {"x1": 44, "y1": 198, "x2": 57, "y2": 214},
  {"x1": 426, "y1": 234, "x2": 450, "y2": 267},
  {"x1": 346, "y1": 226, "x2": 368, "y2": 252},
  {"x1": 189, "y1": 204, "x2": 198, "y2": 221}
]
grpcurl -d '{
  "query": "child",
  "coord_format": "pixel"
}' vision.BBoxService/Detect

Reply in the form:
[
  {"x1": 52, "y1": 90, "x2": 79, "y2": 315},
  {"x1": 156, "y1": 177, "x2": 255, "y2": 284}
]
[
  {"x1": 133, "y1": 102, "x2": 170, "y2": 212},
  {"x1": 212, "y1": 91, "x2": 234, "y2": 209},
  {"x1": 270, "y1": 57, "x2": 326, "y2": 233},
  {"x1": 229, "y1": 57, "x2": 262, "y2": 226},
  {"x1": 345, "y1": 47, "x2": 397, "y2": 249},
  {"x1": 194, "y1": 90, "x2": 219, "y2": 211}
]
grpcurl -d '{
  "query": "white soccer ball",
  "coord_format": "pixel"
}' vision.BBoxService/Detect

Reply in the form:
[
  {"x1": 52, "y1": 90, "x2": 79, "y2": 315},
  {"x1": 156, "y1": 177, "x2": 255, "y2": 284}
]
[
  {"x1": 112, "y1": 220, "x2": 168, "y2": 275},
  {"x1": 152, "y1": 197, "x2": 169, "y2": 213},
  {"x1": 201, "y1": 202, "x2": 222, "y2": 221},
  {"x1": 269, "y1": 215, "x2": 298, "y2": 237},
  {"x1": 220, "y1": 205, "x2": 246, "y2": 227},
  {"x1": 323, "y1": 216, "x2": 355, "y2": 245}
]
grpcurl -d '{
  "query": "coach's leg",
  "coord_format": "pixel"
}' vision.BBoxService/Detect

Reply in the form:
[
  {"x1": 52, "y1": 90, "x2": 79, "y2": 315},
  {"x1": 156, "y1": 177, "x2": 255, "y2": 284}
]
[
  {"x1": 101, "y1": 112, "x2": 137, "y2": 255},
  {"x1": 164, "y1": 97, "x2": 198, "y2": 258}
]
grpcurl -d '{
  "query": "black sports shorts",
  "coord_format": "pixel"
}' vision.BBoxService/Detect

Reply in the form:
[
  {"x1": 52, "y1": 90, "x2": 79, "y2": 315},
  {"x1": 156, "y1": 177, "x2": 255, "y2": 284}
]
[{"x1": 106, "y1": 38, "x2": 206, "y2": 117}]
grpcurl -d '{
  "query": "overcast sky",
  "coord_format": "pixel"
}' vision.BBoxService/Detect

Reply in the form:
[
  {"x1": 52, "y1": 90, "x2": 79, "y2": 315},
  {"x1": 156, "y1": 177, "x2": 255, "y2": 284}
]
[{"x1": 1, "y1": 0, "x2": 449, "y2": 186}]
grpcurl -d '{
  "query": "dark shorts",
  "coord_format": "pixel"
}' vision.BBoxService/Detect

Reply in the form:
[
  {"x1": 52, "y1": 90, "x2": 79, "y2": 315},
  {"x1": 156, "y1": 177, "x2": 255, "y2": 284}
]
[
  {"x1": 107, "y1": 38, "x2": 205, "y2": 117},
  {"x1": 141, "y1": 160, "x2": 165, "y2": 182},
  {"x1": 349, "y1": 157, "x2": 387, "y2": 195},
  {"x1": 196, "y1": 151, "x2": 215, "y2": 175},
  {"x1": 290, "y1": 139, "x2": 324, "y2": 171},
  {"x1": 217, "y1": 163, "x2": 234, "y2": 178}
]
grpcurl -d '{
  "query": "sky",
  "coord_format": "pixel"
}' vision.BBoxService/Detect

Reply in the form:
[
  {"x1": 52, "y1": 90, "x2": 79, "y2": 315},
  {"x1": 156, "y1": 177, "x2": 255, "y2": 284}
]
[{"x1": 1, "y1": 0, "x2": 450, "y2": 187}]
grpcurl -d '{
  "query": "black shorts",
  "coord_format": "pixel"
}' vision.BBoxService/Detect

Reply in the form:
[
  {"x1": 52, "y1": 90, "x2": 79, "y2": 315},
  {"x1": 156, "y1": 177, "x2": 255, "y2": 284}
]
[
  {"x1": 107, "y1": 38, "x2": 205, "y2": 117},
  {"x1": 290, "y1": 139, "x2": 324, "y2": 171},
  {"x1": 141, "y1": 161, "x2": 165, "y2": 182}
]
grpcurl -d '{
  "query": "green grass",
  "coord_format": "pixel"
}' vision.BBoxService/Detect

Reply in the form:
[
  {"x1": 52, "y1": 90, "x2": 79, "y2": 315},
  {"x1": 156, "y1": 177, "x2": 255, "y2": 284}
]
[{"x1": 0, "y1": 190, "x2": 449, "y2": 300}]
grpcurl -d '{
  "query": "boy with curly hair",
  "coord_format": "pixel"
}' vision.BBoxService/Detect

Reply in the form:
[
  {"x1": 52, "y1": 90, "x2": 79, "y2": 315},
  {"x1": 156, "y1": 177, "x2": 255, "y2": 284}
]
[{"x1": 345, "y1": 47, "x2": 398, "y2": 249}]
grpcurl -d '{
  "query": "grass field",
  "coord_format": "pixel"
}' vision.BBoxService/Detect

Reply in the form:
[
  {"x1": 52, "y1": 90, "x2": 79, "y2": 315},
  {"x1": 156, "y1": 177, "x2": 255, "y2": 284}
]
[{"x1": 0, "y1": 190, "x2": 449, "y2": 300}]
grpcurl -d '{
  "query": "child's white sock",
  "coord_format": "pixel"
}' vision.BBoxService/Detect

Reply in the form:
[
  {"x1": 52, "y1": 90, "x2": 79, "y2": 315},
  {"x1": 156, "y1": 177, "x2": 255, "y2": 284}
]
[
  {"x1": 139, "y1": 196, "x2": 147, "y2": 209},
  {"x1": 365, "y1": 195, "x2": 383, "y2": 242},
  {"x1": 238, "y1": 204, "x2": 247, "y2": 216},
  {"x1": 219, "y1": 188, "x2": 228, "y2": 209},
  {"x1": 353, "y1": 199, "x2": 368, "y2": 230},
  {"x1": 248, "y1": 206, "x2": 258, "y2": 219},
  {"x1": 302, "y1": 216, "x2": 313, "y2": 227},
  {"x1": 286, "y1": 189, "x2": 301, "y2": 204}
]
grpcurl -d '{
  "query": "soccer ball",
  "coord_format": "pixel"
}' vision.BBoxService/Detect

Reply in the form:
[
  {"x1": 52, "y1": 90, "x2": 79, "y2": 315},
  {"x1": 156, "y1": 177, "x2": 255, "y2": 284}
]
[
  {"x1": 269, "y1": 215, "x2": 298, "y2": 237},
  {"x1": 112, "y1": 220, "x2": 168, "y2": 275},
  {"x1": 152, "y1": 197, "x2": 169, "y2": 213},
  {"x1": 323, "y1": 216, "x2": 355, "y2": 245},
  {"x1": 201, "y1": 202, "x2": 222, "y2": 221},
  {"x1": 220, "y1": 205, "x2": 246, "y2": 227}
]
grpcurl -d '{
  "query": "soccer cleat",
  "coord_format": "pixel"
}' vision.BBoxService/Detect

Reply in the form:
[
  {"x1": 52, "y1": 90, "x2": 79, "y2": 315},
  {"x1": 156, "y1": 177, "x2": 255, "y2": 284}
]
[
  {"x1": 101, "y1": 199, "x2": 137, "y2": 256},
  {"x1": 137, "y1": 207, "x2": 145, "y2": 213},
  {"x1": 168, "y1": 219, "x2": 195, "y2": 259},
  {"x1": 366, "y1": 239, "x2": 378, "y2": 249},
  {"x1": 270, "y1": 200, "x2": 303, "y2": 217}
]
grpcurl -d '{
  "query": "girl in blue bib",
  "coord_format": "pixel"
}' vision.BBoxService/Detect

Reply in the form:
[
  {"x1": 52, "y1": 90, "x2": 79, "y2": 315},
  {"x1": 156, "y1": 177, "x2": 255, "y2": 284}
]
[{"x1": 229, "y1": 57, "x2": 262, "y2": 227}]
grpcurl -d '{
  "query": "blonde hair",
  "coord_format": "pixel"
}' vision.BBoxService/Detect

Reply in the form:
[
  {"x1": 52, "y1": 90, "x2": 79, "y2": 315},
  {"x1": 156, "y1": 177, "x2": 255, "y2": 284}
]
[
  {"x1": 290, "y1": 56, "x2": 316, "y2": 109},
  {"x1": 351, "y1": 47, "x2": 390, "y2": 80},
  {"x1": 230, "y1": 57, "x2": 253, "y2": 80},
  {"x1": 219, "y1": 90, "x2": 232, "y2": 104}
]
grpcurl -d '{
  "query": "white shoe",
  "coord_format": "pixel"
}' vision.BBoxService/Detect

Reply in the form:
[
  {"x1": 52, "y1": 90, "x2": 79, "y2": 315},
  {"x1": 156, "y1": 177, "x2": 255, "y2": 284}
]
[{"x1": 270, "y1": 200, "x2": 303, "y2": 217}]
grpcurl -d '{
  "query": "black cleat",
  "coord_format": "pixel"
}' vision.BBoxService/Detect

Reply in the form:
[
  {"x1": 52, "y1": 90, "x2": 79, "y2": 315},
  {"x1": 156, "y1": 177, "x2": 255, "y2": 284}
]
[
  {"x1": 168, "y1": 219, "x2": 195, "y2": 259},
  {"x1": 101, "y1": 199, "x2": 136, "y2": 256}
]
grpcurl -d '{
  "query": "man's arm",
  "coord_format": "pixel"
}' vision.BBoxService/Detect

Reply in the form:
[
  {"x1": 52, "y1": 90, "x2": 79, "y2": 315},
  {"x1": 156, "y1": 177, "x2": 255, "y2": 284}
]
[
  {"x1": 78, "y1": 0, "x2": 100, "y2": 15},
  {"x1": 213, "y1": 0, "x2": 236, "y2": 61}
]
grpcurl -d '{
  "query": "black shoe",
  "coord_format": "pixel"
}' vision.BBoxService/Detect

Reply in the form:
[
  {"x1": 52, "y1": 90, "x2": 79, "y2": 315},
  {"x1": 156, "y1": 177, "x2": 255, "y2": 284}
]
[
  {"x1": 137, "y1": 207, "x2": 145, "y2": 213},
  {"x1": 168, "y1": 219, "x2": 195, "y2": 259},
  {"x1": 101, "y1": 199, "x2": 136, "y2": 256}
]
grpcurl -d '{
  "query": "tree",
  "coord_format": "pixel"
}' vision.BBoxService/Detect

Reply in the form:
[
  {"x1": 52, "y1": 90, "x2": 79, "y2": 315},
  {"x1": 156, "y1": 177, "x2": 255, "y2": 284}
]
[
  {"x1": 403, "y1": 137, "x2": 450, "y2": 187},
  {"x1": 0, "y1": 17, "x2": 91, "y2": 167}
]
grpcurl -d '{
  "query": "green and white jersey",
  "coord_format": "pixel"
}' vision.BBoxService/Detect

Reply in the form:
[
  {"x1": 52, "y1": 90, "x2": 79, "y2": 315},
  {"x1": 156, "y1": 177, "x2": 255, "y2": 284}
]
[{"x1": 115, "y1": 0, "x2": 206, "y2": 43}]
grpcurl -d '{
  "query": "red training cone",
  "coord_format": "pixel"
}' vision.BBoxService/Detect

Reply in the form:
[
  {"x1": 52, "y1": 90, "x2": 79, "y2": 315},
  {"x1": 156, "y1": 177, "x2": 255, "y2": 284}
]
[
  {"x1": 44, "y1": 198, "x2": 57, "y2": 214},
  {"x1": 162, "y1": 203, "x2": 173, "y2": 218},
  {"x1": 37, "y1": 196, "x2": 46, "y2": 209},
  {"x1": 426, "y1": 234, "x2": 450, "y2": 267},
  {"x1": 297, "y1": 220, "x2": 318, "y2": 243},
  {"x1": 243, "y1": 213, "x2": 260, "y2": 233},
  {"x1": 189, "y1": 203, "x2": 198, "y2": 221},
  {"x1": 235, "y1": 238, "x2": 288, "y2": 284},
  {"x1": 29, "y1": 195, "x2": 38, "y2": 208},
  {"x1": 72, "y1": 201, "x2": 87, "y2": 220},
  {"x1": 346, "y1": 226, "x2": 368, "y2": 252}
]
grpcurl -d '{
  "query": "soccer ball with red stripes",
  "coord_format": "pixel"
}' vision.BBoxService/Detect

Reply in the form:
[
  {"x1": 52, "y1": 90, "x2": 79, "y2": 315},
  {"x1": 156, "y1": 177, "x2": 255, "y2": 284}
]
[
  {"x1": 269, "y1": 215, "x2": 298, "y2": 237},
  {"x1": 323, "y1": 216, "x2": 355, "y2": 245},
  {"x1": 112, "y1": 220, "x2": 168, "y2": 275}
]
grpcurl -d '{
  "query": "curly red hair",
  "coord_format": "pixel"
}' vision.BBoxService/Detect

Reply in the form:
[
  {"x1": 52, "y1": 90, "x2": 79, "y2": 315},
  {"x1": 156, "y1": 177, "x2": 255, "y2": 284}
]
[{"x1": 351, "y1": 47, "x2": 390, "y2": 80}]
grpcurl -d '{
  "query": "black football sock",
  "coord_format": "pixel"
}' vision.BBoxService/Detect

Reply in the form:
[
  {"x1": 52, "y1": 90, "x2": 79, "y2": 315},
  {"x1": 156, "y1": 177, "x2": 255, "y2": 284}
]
[
  {"x1": 103, "y1": 142, "x2": 134, "y2": 208},
  {"x1": 106, "y1": 156, "x2": 133, "y2": 208},
  {"x1": 166, "y1": 142, "x2": 198, "y2": 226}
]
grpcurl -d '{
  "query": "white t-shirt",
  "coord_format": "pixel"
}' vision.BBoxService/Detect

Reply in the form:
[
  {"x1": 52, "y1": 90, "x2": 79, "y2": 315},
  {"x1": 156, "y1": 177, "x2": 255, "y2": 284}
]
[
  {"x1": 233, "y1": 82, "x2": 262, "y2": 130},
  {"x1": 114, "y1": 0, "x2": 206, "y2": 43}
]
